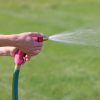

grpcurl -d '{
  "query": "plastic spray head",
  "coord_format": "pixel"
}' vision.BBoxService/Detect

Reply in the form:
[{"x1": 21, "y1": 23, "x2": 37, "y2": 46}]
[
  {"x1": 33, "y1": 35, "x2": 48, "y2": 42},
  {"x1": 43, "y1": 36, "x2": 48, "y2": 41}
]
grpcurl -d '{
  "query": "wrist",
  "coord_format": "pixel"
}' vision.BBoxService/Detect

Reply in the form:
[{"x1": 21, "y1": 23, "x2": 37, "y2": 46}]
[
  {"x1": 0, "y1": 34, "x2": 19, "y2": 47},
  {"x1": 8, "y1": 34, "x2": 19, "y2": 47}
]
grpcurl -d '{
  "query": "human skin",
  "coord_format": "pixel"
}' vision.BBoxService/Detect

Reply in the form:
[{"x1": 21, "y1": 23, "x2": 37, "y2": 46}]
[
  {"x1": 0, "y1": 46, "x2": 42, "y2": 61},
  {"x1": 0, "y1": 32, "x2": 43, "y2": 56}
]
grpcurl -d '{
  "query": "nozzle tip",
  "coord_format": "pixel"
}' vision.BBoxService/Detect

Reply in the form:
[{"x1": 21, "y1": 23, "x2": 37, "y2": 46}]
[{"x1": 43, "y1": 36, "x2": 48, "y2": 41}]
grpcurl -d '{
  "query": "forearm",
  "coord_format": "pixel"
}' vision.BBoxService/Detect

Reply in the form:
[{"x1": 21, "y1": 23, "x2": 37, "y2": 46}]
[
  {"x1": 0, "y1": 47, "x2": 17, "y2": 56},
  {"x1": 0, "y1": 32, "x2": 43, "y2": 56},
  {"x1": 0, "y1": 47, "x2": 11, "y2": 56},
  {"x1": 0, "y1": 34, "x2": 18, "y2": 47}
]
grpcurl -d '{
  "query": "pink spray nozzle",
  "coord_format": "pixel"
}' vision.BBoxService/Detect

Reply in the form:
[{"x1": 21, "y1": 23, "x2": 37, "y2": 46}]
[
  {"x1": 32, "y1": 36, "x2": 48, "y2": 42},
  {"x1": 14, "y1": 51, "x2": 25, "y2": 65}
]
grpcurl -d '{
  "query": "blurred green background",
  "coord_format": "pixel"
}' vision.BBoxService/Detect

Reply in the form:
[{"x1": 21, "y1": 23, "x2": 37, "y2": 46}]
[{"x1": 0, "y1": 0, "x2": 100, "y2": 100}]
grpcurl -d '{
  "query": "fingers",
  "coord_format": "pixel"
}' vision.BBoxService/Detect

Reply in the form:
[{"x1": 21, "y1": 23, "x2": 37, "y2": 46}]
[
  {"x1": 25, "y1": 55, "x2": 31, "y2": 61},
  {"x1": 33, "y1": 50, "x2": 41, "y2": 54},
  {"x1": 25, "y1": 49, "x2": 41, "y2": 61},
  {"x1": 33, "y1": 46, "x2": 42, "y2": 51},
  {"x1": 33, "y1": 42, "x2": 43, "y2": 47},
  {"x1": 29, "y1": 49, "x2": 42, "y2": 56}
]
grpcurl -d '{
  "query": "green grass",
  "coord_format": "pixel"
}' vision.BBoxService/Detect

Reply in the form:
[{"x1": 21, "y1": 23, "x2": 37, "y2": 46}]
[{"x1": 0, "y1": 0, "x2": 100, "y2": 100}]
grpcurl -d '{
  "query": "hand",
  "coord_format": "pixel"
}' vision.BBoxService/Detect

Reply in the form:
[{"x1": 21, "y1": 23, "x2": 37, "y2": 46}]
[{"x1": 16, "y1": 32, "x2": 43, "y2": 56}]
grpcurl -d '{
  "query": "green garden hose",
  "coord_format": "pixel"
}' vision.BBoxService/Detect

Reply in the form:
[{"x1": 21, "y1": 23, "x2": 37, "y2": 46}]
[{"x1": 12, "y1": 65, "x2": 20, "y2": 100}]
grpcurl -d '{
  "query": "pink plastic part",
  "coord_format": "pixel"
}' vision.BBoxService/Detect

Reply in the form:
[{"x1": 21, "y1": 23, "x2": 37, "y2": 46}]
[
  {"x1": 14, "y1": 51, "x2": 25, "y2": 65},
  {"x1": 32, "y1": 36, "x2": 43, "y2": 42}
]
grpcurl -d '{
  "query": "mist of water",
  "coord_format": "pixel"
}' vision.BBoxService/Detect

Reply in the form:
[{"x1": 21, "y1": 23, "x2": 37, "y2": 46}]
[{"x1": 49, "y1": 28, "x2": 100, "y2": 47}]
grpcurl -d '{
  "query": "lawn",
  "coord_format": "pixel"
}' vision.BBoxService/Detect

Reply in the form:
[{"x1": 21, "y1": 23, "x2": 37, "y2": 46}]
[{"x1": 0, "y1": 0, "x2": 100, "y2": 100}]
